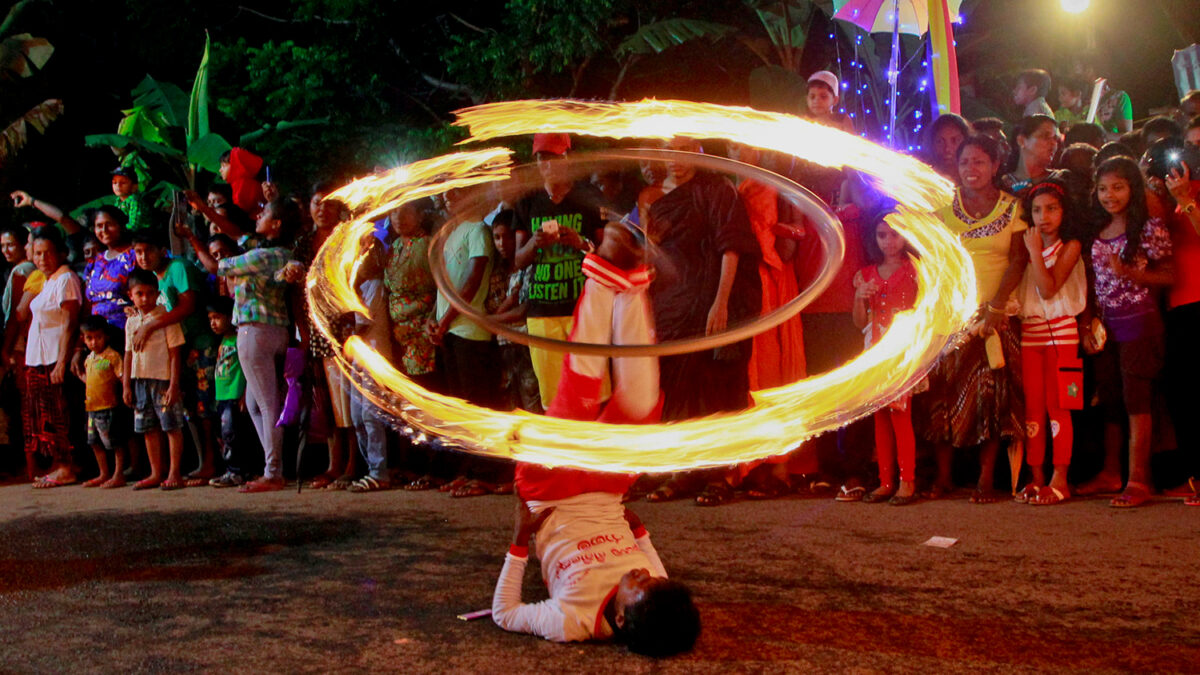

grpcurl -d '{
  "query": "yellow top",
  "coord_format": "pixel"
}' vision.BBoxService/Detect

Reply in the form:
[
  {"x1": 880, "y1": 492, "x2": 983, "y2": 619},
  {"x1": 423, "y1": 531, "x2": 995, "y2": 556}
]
[{"x1": 937, "y1": 190, "x2": 1027, "y2": 304}]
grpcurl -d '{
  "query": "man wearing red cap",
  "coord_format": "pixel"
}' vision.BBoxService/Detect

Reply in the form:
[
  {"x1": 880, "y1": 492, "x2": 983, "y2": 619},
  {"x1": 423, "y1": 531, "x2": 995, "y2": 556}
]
[{"x1": 512, "y1": 133, "x2": 608, "y2": 409}]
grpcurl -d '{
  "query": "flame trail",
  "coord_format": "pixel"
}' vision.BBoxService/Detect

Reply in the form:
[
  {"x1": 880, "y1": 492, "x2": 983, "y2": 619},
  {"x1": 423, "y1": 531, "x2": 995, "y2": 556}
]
[{"x1": 308, "y1": 99, "x2": 975, "y2": 473}]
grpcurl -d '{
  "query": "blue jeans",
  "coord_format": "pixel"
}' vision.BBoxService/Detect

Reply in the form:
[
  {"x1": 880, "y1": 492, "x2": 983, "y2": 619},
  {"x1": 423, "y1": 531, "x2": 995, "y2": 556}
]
[{"x1": 349, "y1": 368, "x2": 388, "y2": 481}]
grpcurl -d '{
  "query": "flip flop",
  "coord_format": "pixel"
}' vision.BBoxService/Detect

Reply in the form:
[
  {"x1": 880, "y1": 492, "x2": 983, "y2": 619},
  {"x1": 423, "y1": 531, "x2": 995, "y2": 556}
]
[
  {"x1": 862, "y1": 488, "x2": 896, "y2": 504},
  {"x1": 888, "y1": 492, "x2": 921, "y2": 506},
  {"x1": 184, "y1": 478, "x2": 209, "y2": 488},
  {"x1": 1185, "y1": 492, "x2": 1200, "y2": 507},
  {"x1": 32, "y1": 477, "x2": 77, "y2": 489},
  {"x1": 1110, "y1": 483, "x2": 1152, "y2": 509},
  {"x1": 1029, "y1": 485, "x2": 1069, "y2": 506},
  {"x1": 834, "y1": 485, "x2": 866, "y2": 502},
  {"x1": 348, "y1": 476, "x2": 391, "y2": 493},
  {"x1": 160, "y1": 479, "x2": 186, "y2": 491}
]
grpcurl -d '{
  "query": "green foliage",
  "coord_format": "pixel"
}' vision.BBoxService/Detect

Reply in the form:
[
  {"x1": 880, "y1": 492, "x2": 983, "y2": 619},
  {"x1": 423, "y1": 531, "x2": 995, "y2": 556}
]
[
  {"x1": 616, "y1": 18, "x2": 736, "y2": 57},
  {"x1": 442, "y1": 0, "x2": 624, "y2": 100}
]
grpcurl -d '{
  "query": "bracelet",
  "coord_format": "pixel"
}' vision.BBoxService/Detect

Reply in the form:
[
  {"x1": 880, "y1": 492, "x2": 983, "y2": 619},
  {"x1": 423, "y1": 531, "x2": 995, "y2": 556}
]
[{"x1": 985, "y1": 302, "x2": 1005, "y2": 315}]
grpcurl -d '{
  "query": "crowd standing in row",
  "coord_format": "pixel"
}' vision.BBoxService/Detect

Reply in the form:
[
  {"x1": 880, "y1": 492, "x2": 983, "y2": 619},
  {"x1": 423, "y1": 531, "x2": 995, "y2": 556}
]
[{"x1": 2, "y1": 62, "x2": 1198, "y2": 509}]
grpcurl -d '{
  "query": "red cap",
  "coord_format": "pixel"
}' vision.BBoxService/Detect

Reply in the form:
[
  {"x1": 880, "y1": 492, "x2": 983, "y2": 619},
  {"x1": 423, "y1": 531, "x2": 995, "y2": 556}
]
[{"x1": 532, "y1": 133, "x2": 571, "y2": 155}]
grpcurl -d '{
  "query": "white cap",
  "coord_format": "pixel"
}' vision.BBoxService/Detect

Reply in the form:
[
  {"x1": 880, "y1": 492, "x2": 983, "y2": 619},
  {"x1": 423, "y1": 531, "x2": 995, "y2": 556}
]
[{"x1": 807, "y1": 70, "x2": 840, "y2": 95}]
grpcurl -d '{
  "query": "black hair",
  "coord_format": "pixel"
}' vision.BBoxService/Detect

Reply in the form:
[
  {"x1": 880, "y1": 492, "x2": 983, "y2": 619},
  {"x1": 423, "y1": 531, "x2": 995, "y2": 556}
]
[
  {"x1": 1093, "y1": 156, "x2": 1151, "y2": 264},
  {"x1": 215, "y1": 201, "x2": 254, "y2": 236},
  {"x1": 956, "y1": 133, "x2": 1004, "y2": 165},
  {"x1": 311, "y1": 180, "x2": 342, "y2": 198},
  {"x1": 491, "y1": 209, "x2": 514, "y2": 230},
  {"x1": 31, "y1": 225, "x2": 68, "y2": 256},
  {"x1": 1022, "y1": 180, "x2": 1083, "y2": 243},
  {"x1": 1141, "y1": 116, "x2": 1182, "y2": 142},
  {"x1": 219, "y1": 149, "x2": 232, "y2": 164},
  {"x1": 131, "y1": 229, "x2": 168, "y2": 249},
  {"x1": 1017, "y1": 69, "x2": 1052, "y2": 99},
  {"x1": 861, "y1": 206, "x2": 916, "y2": 264},
  {"x1": 972, "y1": 117, "x2": 1006, "y2": 136},
  {"x1": 91, "y1": 204, "x2": 129, "y2": 228},
  {"x1": 1118, "y1": 130, "x2": 1146, "y2": 158},
  {"x1": 207, "y1": 183, "x2": 233, "y2": 201},
  {"x1": 1059, "y1": 142, "x2": 1098, "y2": 174},
  {"x1": 206, "y1": 295, "x2": 234, "y2": 316},
  {"x1": 207, "y1": 233, "x2": 242, "y2": 255},
  {"x1": 127, "y1": 267, "x2": 159, "y2": 290},
  {"x1": 930, "y1": 113, "x2": 972, "y2": 142},
  {"x1": 1187, "y1": 115, "x2": 1200, "y2": 132},
  {"x1": 1095, "y1": 141, "x2": 1135, "y2": 165},
  {"x1": 619, "y1": 581, "x2": 701, "y2": 657},
  {"x1": 262, "y1": 198, "x2": 303, "y2": 248},
  {"x1": 1058, "y1": 76, "x2": 1087, "y2": 96},
  {"x1": 1015, "y1": 115, "x2": 1057, "y2": 142},
  {"x1": 1064, "y1": 122, "x2": 1106, "y2": 149},
  {"x1": 0, "y1": 224, "x2": 31, "y2": 245},
  {"x1": 80, "y1": 314, "x2": 110, "y2": 334}
]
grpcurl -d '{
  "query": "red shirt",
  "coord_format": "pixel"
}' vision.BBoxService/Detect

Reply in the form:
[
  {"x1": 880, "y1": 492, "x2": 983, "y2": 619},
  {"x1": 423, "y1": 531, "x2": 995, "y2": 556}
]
[
  {"x1": 1167, "y1": 182, "x2": 1200, "y2": 309},
  {"x1": 797, "y1": 203, "x2": 866, "y2": 314}
]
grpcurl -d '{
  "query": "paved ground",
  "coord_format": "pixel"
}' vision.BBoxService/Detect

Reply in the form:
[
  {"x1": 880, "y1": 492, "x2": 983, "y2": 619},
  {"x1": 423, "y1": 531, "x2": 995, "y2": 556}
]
[{"x1": 1, "y1": 480, "x2": 1198, "y2": 674}]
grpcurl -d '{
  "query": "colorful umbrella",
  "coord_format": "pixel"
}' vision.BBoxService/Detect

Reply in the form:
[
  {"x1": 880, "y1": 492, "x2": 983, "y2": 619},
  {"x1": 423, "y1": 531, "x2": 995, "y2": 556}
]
[{"x1": 833, "y1": 0, "x2": 963, "y2": 144}]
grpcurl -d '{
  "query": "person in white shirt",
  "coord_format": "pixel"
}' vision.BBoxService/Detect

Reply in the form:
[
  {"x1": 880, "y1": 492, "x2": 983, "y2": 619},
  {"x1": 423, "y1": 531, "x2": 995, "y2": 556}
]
[{"x1": 491, "y1": 220, "x2": 700, "y2": 656}]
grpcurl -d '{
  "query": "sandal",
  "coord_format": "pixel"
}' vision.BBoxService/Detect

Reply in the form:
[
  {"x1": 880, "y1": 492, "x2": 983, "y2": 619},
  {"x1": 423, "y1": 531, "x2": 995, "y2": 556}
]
[
  {"x1": 451, "y1": 479, "x2": 493, "y2": 498},
  {"x1": 1110, "y1": 482, "x2": 1152, "y2": 509},
  {"x1": 439, "y1": 475, "x2": 470, "y2": 493},
  {"x1": 746, "y1": 475, "x2": 789, "y2": 500},
  {"x1": 348, "y1": 476, "x2": 392, "y2": 493},
  {"x1": 888, "y1": 492, "x2": 920, "y2": 506},
  {"x1": 646, "y1": 479, "x2": 690, "y2": 503},
  {"x1": 404, "y1": 475, "x2": 442, "y2": 491},
  {"x1": 184, "y1": 478, "x2": 209, "y2": 488},
  {"x1": 1014, "y1": 484, "x2": 1041, "y2": 504},
  {"x1": 969, "y1": 488, "x2": 1005, "y2": 504},
  {"x1": 834, "y1": 485, "x2": 866, "y2": 503},
  {"x1": 307, "y1": 473, "x2": 337, "y2": 490},
  {"x1": 1162, "y1": 477, "x2": 1196, "y2": 498},
  {"x1": 160, "y1": 478, "x2": 186, "y2": 491},
  {"x1": 694, "y1": 481, "x2": 735, "y2": 507},
  {"x1": 862, "y1": 486, "x2": 896, "y2": 504},
  {"x1": 1029, "y1": 485, "x2": 1069, "y2": 506}
]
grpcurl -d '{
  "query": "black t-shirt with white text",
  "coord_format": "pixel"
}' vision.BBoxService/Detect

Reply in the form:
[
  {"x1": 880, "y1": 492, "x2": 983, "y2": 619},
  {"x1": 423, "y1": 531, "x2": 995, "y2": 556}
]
[{"x1": 513, "y1": 184, "x2": 607, "y2": 317}]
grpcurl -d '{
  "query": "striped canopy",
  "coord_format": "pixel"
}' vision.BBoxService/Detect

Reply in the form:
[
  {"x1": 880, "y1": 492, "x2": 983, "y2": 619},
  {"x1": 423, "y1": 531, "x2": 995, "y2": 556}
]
[{"x1": 832, "y1": 0, "x2": 963, "y2": 36}]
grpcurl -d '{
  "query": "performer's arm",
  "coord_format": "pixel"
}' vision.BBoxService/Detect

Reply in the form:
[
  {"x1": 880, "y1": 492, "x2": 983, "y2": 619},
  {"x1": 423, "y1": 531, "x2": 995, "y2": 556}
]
[
  {"x1": 625, "y1": 507, "x2": 668, "y2": 578},
  {"x1": 493, "y1": 501, "x2": 563, "y2": 639}
]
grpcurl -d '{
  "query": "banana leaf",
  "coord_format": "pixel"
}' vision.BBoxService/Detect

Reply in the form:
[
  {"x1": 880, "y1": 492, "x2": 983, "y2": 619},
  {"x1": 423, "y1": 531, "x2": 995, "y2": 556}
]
[
  {"x1": 0, "y1": 98, "x2": 63, "y2": 167},
  {"x1": 187, "y1": 32, "x2": 212, "y2": 146},
  {"x1": 130, "y1": 75, "x2": 189, "y2": 129},
  {"x1": 186, "y1": 131, "x2": 231, "y2": 174},
  {"x1": 83, "y1": 133, "x2": 186, "y2": 161},
  {"x1": 0, "y1": 32, "x2": 52, "y2": 79},
  {"x1": 116, "y1": 106, "x2": 169, "y2": 146},
  {"x1": 616, "y1": 18, "x2": 736, "y2": 57}
]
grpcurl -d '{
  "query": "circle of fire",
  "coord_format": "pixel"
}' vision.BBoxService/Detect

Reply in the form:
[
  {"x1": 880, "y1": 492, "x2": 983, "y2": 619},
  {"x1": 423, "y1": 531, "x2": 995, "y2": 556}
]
[{"x1": 309, "y1": 99, "x2": 976, "y2": 473}]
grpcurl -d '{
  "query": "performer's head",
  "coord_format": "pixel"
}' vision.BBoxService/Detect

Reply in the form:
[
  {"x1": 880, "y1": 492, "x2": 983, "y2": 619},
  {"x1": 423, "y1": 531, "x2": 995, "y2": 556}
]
[
  {"x1": 611, "y1": 568, "x2": 701, "y2": 657},
  {"x1": 666, "y1": 137, "x2": 703, "y2": 186}
]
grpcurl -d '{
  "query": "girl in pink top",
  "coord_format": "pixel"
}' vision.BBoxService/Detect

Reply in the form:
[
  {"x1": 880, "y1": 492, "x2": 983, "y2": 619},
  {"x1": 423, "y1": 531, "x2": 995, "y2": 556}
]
[{"x1": 853, "y1": 216, "x2": 919, "y2": 505}]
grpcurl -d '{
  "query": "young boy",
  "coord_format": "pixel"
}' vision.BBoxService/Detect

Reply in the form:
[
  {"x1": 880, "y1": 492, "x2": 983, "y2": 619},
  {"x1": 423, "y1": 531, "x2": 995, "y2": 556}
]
[
  {"x1": 206, "y1": 296, "x2": 251, "y2": 488},
  {"x1": 111, "y1": 167, "x2": 154, "y2": 232},
  {"x1": 806, "y1": 70, "x2": 854, "y2": 133},
  {"x1": 132, "y1": 230, "x2": 218, "y2": 481},
  {"x1": 78, "y1": 315, "x2": 125, "y2": 488},
  {"x1": 122, "y1": 268, "x2": 188, "y2": 490},
  {"x1": 1013, "y1": 69, "x2": 1054, "y2": 119},
  {"x1": 492, "y1": 220, "x2": 700, "y2": 657}
]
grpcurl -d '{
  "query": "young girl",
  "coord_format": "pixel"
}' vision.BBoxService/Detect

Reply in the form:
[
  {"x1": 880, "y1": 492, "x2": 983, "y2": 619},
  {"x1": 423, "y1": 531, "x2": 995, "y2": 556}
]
[
  {"x1": 1017, "y1": 182, "x2": 1086, "y2": 505},
  {"x1": 1078, "y1": 157, "x2": 1174, "y2": 508},
  {"x1": 853, "y1": 216, "x2": 920, "y2": 505}
]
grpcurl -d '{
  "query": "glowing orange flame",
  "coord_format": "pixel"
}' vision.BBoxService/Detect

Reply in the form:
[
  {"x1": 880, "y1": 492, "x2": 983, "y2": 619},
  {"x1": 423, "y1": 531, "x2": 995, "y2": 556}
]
[{"x1": 309, "y1": 99, "x2": 975, "y2": 472}]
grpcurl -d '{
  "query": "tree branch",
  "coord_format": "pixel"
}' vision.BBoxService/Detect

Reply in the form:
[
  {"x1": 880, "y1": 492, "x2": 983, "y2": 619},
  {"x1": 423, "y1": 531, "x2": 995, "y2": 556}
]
[
  {"x1": 388, "y1": 38, "x2": 481, "y2": 103},
  {"x1": 448, "y1": 12, "x2": 489, "y2": 35},
  {"x1": 236, "y1": 6, "x2": 354, "y2": 26}
]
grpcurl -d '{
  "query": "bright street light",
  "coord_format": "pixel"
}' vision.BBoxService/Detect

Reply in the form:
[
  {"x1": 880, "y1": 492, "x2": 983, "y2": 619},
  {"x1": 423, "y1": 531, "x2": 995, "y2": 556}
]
[{"x1": 1060, "y1": 0, "x2": 1089, "y2": 13}]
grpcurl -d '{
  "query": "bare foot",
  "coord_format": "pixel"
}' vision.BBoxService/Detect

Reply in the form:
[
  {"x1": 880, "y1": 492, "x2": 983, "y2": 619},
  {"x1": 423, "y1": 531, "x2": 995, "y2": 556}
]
[
  {"x1": 1076, "y1": 473, "x2": 1123, "y2": 496},
  {"x1": 100, "y1": 476, "x2": 127, "y2": 488}
]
